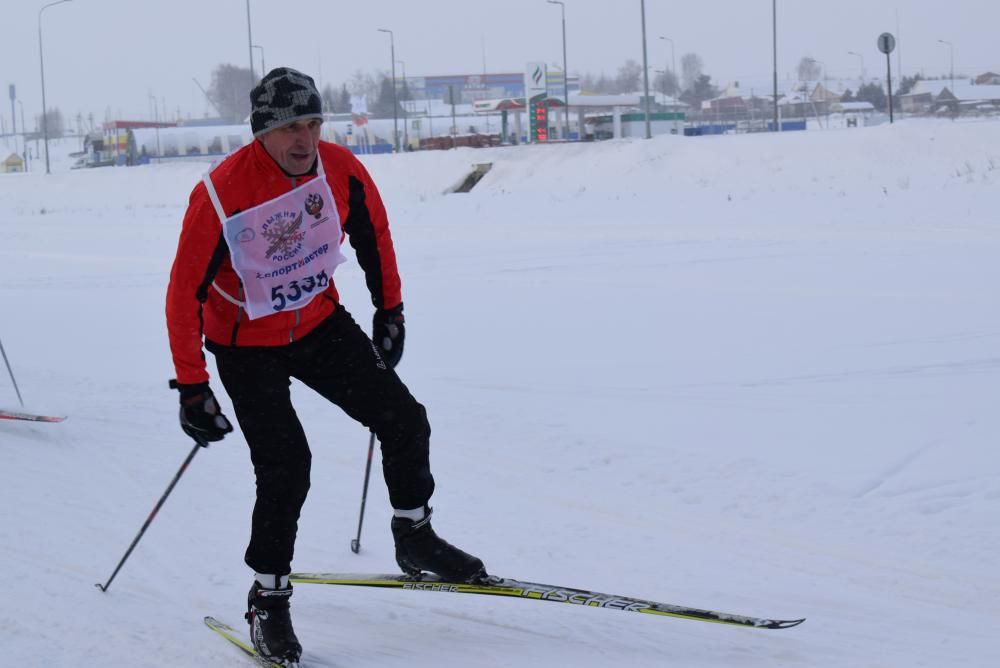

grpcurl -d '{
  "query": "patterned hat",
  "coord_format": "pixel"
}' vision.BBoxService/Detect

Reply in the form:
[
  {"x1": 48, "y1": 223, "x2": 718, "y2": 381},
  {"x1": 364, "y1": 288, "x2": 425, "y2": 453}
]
[{"x1": 249, "y1": 68, "x2": 323, "y2": 137}]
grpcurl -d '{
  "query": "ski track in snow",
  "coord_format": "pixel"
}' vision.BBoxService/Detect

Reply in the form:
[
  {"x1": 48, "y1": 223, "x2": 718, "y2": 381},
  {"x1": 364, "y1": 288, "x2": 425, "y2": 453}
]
[{"x1": 1, "y1": 120, "x2": 999, "y2": 667}]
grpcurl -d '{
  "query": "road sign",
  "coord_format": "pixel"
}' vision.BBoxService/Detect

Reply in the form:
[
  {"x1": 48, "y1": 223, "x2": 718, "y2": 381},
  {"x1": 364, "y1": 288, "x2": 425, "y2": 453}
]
[{"x1": 877, "y1": 32, "x2": 896, "y2": 55}]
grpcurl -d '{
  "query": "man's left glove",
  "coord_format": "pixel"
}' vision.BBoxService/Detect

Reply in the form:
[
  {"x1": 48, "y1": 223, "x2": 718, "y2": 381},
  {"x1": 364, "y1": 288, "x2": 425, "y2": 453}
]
[
  {"x1": 373, "y1": 303, "x2": 405, "y2": 369},
  {"x1": 170, "y1": 380, "x2": 234, "y2": 444}
]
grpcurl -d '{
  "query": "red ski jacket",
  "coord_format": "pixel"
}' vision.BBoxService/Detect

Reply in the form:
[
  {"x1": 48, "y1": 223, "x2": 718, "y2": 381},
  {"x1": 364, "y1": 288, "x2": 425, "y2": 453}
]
[{"x1": 166, "y1": 140, "x2": 402, "y2": 385}]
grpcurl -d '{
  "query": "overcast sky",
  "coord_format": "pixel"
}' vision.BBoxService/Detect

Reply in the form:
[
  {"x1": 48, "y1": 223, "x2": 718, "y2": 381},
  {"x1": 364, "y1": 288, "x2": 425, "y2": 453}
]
[{"x1": 0, "y1": 0, "x2": 995, "y2": 127}]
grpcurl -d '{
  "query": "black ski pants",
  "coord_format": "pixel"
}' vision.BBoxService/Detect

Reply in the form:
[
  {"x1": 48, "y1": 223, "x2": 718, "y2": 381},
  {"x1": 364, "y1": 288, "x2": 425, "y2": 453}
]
[{"x1": 208, "y1": 305, "x2": 434, "y2": 575}]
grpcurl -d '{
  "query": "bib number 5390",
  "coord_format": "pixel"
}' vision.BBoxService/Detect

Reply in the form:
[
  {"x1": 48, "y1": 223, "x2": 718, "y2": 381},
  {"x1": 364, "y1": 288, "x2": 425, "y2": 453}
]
[{"x1": 270, "y1": 270, "x2": 330, "y2": 312}]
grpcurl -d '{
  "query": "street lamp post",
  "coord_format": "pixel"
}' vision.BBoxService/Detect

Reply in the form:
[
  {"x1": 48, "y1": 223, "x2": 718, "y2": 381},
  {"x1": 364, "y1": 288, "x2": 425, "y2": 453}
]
[
  {"x1": 659, "y1": 36, "x2": 677, "y2": 134},
  {"x1": 252, "y1": 45, "x2": 265, "y2": 77},
  {"x1": 38, "y1": 0, "x2": 71, "y2": 175},
  {"x1": 17, "y1": 99, "x2": 28, "y2": 171},
  {"x1": 640, "y1": 0, "x2": 651, "y2": 139},
  {"x1": 245, "y1": 0, "x2": 255, "y2": 81},
  {"x1": 938, "y1": 39, "x2": 954, "y2": 94},
  {"x1": 149, "y1": 92, "x2": 162, "y2": 159},
  {"x1": 847, "y1": 51, "x2": 865, "y2": 83},
  {"x1": 395, "y1": 59, "x2": 408, "y2": 150},
  {"x1": 377, "y1": 28, "x2": 399, "y2": 153},
  {"x1": 772, "y1": 0, "x2": 779, "y2": 132},
  {"x1": 658, "y1": 36, "x2": 676, "y2": 95},
  {"x1": 547, "y1": 0, "x2": 569, "y2": 140}
]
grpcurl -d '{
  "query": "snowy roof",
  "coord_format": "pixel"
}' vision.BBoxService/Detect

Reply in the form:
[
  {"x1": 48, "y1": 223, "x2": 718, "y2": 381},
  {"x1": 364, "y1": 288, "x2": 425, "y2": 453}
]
[
  {"x1": 907, "y1": 80, "x2": 950, "y2": 98},
  {"x1": 946, "y1": 83, "x2": 1000, "y2": 101},
  {"x1": 570, "y1": 93, "x2": 643, "y2": 107},
  {"x1": 836, "y1": 101, "x2": 875, "y2": 111}
]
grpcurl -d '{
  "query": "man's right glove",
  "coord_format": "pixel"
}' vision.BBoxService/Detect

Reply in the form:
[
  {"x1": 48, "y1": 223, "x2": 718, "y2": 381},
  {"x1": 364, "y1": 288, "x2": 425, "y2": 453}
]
[{"x1": 170, "y1": 380, "x2": 234, "y2": 444}]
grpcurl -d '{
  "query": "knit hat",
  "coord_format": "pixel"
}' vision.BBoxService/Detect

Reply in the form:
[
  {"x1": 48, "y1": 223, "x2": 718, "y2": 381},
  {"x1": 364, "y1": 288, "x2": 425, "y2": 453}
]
[{"x1": 249, "y1": 68, "x2": 323, "y2": 137}]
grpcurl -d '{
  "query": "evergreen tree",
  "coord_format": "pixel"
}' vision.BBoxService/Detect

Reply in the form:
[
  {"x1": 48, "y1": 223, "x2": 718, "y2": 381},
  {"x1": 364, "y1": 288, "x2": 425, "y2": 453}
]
[
  {"x1": 321, "y1": 84, "x2": 337, "y2": 113},
  {"x1": 372, "y1": 76, "x2": 402, "y2": 118},
  {"x1": 680, "y1": 74, "x2": 719, "y2": 108},
  {"x1": 856, "y1": 82, "x2": 887, "y2": 111},
  {"x1": 336, "y1": 84, "x2": 352, "y2": 113},
  {"x1": 897, "y1": 74, "x2": 923, "y2": 96}
]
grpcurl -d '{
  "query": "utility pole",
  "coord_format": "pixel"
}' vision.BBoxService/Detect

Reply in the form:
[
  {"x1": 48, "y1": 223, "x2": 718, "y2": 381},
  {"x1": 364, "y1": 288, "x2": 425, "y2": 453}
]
[
  {"x1": 246, "y1": 0, "x2": 255, "y2": 81},
  {"x1": 772, "y1": 0, "x2": 779, "y2": 132},
  {"x1": 396, "y1": 59, "x2": 408, "y2": 150},
  {"x1": 39, "y1": 0, "x2": 72, "y2": 175},
  {"x1": 938, "y1": 39, "x2": 954, "y2": 95},
  {"x1": 547, "y1": 1, "x2": 569, "y2": 140},
  {"x1": 660, "y1": 36, "x2": 677, "y2": 134},
  {"x1": 378, "y1": 28, "x2": 399, "y2": 152},
  {"x1": 640, "y1": 0, "x2": 651, "y2": 138}
]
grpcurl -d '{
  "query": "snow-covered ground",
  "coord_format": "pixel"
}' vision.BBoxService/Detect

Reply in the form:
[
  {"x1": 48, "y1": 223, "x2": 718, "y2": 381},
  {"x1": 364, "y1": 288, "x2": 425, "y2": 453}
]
[{"x1": 1, "y1": 120, "x2": 998, "y2": 667}]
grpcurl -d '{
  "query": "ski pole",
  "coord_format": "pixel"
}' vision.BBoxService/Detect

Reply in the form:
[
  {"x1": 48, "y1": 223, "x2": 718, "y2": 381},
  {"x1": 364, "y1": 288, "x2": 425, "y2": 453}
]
[
  {"x1": 95, "y1": 435, "x2": 207, "y2": 592},
  {"x1": 0, "y1": 336, "x2": 25, "y2": 408},
  {"x1": 350, "y1": 430, "x2": 377, "y2": 554}
]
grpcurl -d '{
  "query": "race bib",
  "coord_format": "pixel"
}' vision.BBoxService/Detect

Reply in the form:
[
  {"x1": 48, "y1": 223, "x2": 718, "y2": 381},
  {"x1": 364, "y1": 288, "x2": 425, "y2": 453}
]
[{"x1": 205, "y1": 162, "x2": 347, "y2": 320}]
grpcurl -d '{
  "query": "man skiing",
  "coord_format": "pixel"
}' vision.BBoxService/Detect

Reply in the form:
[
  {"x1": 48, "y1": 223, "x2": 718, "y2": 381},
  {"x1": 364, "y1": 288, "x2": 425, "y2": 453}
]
[{"x1": 165, "y1": 67, "x2": 485, "y2": 666}]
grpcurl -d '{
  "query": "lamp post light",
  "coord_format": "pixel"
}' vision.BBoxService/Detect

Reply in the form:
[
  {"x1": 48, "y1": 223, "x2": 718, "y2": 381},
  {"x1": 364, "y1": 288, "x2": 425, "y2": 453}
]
[
  {"x1": 938, "y1": 39, "x2": 954, "y2": 94},
  {"x1": 252, "y1": 45, "x2": 265, "y2": 77},
  {"x1": 640, "y1": 0, "x2": 651, "y2": 139},
  {"x1": 659, "y1": 36, "x2": 677, "y2": 134},
  {"x1": 38, "y1": 0, "x2": 71, "y2": 175},
  {"x1": 847, "y1": 51, "x2": 865, "y2": 83},
  {"x1": 245, "y1": 0, "x2": 255, "y2": 81},
  {"x1": 395, "y1": 59, "x2": 408, "y2": 150},
  {"x1": 377, "y1": 28, "x2": 399, "y2": 153},
  {"x1": 546, "y1": 0, "x2": 569, "y2": 140}
]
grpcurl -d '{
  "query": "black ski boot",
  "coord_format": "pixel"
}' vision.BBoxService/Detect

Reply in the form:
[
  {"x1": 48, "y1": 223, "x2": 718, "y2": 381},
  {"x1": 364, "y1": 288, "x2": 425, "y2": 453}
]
[
  {"x1": 391, "y1": 507, "x2": 486, "y2": 582},
  {"x1": 245, "y1": 580, "x2": 302, "y2": 667}
]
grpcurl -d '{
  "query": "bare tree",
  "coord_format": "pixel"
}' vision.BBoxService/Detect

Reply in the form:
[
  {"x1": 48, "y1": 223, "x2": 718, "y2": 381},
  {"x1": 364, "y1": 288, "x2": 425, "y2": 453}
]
[
  {"x1": 348, "y1": 69, "x2": 380, "y2": 105},
  {"x1": 208, "y1": 64, "x2": 254, "y2": 122},
  {"x1": 614, "y1": 59, "x2": 643, "y2": 93},
  {"x1": 797, "y1": 57, "x2": 822, "y2": 81},
  {"x1": 680, "y1": 53, "x2": 704, "y2": 92},
  {"x1": 35, "y1": 108, "x2": 65, "y2": 138},
  {"x1": 594, "y1": 73, "x2": 613, "y2": 94},
  {"x1": 654, "y1": 70, "x2": 679, "y2": 97}
]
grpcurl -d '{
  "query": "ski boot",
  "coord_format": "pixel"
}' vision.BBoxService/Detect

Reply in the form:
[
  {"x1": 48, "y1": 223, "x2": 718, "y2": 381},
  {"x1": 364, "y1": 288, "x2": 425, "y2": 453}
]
[
  {"x1": 246, "y1": 579, "x2": 302, "y2": 667},
  {"x1": 391, "y1": 507, "x2": 486, "y2": 582}
]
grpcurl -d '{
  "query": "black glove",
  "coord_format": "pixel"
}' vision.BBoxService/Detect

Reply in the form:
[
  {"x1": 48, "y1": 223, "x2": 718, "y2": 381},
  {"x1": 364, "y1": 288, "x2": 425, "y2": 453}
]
[
  {"x1": 169, "y1": 380, "x2": 234, "y2": 445},
  {"x1": 373, "y1": 303, "x2": 405, "y2": 369}
]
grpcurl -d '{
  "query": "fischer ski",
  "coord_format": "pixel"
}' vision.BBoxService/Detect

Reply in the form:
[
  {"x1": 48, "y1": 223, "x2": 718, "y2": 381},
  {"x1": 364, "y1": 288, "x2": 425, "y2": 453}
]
[
  {"x1": 290, "y1": 572, "x2": 805, "y2": 630},
  {"x1": 0, "y1": 409, "x2": 66, "y2": 423},
  {"x1": 204, "y1": 616, "x2": 299, "y2": 668}
]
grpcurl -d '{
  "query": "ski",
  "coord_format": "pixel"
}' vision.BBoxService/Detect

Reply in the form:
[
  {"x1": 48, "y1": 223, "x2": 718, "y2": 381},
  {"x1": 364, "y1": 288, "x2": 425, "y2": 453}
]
[
  {"x1": 204, "y1": 616, "x2": 299, "y2": 668},
  {"x1": 290, "y1": 572, "x2": 805, "y2": 630},
  {"x1": 0, "y1": 409, "x2": 66, "y2": 423}
]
